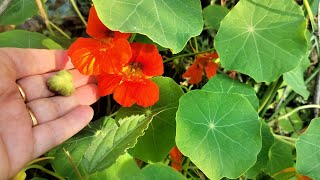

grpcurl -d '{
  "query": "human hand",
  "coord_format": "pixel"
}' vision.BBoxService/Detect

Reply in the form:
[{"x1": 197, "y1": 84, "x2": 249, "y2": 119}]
[{"x1": 0, "y1": 48, "x2": 99, "y2": 179}]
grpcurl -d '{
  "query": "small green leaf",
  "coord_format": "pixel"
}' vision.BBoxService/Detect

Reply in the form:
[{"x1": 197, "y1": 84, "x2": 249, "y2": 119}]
[
  {"x1": 203, "y1": 4, "x2": 229, "y2": 30},
  {"x1": 48, "y1": 117, "x2": 143, "y2": 179},
  {"x1": 92, "y1": 0, "x2": 203, "y2": 53},
  {"x1": 296, "y1": 118, "x2": 320, "y2": 179},
  {"x1": 116, "y1": 77, "x2": 184, "y2": 162},
  {"x1": 134, "y1": 34, "x2": 167, "y2": 51},
  {"x1": 246, "y1": 120, "x2": 274, "y2": 178},
  {"x1": 0, "y1": 30, "x2": 62, "y2": 49},
  {"x1": 202, "y1": 74, "x2": 259, "y2": 110},
  {"x1": 0, "y1": 0, "x2": 38, "y2": 25},
  {"x1": 83, "y1": 115, "x2": 149, "y2": 173},
  {"x1": 278, "y1": 108, "x2": 303, "y2": 133},
  {"x1": 47, "y1": 70, "x2": 75, "y2": 96},
  {"x1": 137, "y1": 164, "x2": 186, "y2": 180},
  {"x1": 265, "y1": 139, "x2": 294, "y2": 179},
  {"x1": 176, "y1": 91, "x2": 261, "y2": 179},
  {"x1": 215, "y1": 0, "x2": 307, "y2": 82}
]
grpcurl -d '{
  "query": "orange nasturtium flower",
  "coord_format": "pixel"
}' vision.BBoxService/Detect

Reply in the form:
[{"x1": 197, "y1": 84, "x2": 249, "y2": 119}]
[
  {"x1": 182, "y1": 52, "x2": 219, "y2": 84},
  {"x1": 170, "y1": 146, "x2": 183, "y2": 171},
  {"x1": 68, "y1": 6, "x2": 131, "y2": 75},
  {"x1": 98, "y1": 43, "x2": 164, "y2": 107}
]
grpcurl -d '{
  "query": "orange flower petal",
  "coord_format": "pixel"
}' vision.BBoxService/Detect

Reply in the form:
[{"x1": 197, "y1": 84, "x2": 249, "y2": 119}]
[
  {"x1": 207, "y1": 52, "x2": 219, "y2": 59},
  {"x1": 113, "y1": 81, "x2": 137, "y2": 107},
  {"x1": 134, "y1": 79, "x2": 159, "y2": 107},
  {"x1": 87, "y1": 6, "x2": 131, "y2": 40},
  {"x1": 68, "y1": 37, "x2": 108, "y2": 75},
  {"x1": 101, "y1": 39, "x2": 132, "y2": 74},
  {"x1": 204, "y1": 61, "x2": 219, "y2": 79},
  {"x1": 170, "y1": 146, "x2": 183, "y2": 171},
  {"x1": 130, "y1": 43, "x2": 164, "y2": 76},
  {"x1": 113, "y1": 79, "x2": 159, "y2": 107},
  {"x1": 97, "y1": 74, "x2": 122, "y2": 96},
  {"x1": 182, "y1": 64, "x2": 203, "y2": 84}
]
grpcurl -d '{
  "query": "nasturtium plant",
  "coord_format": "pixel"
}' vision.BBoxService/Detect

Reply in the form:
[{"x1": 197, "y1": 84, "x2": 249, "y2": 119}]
[
  {"x1": 176, "y1": 91, "x2": 261, "y2": 179},
  {"x1": 0, "y1": 0, "x2": 38, "y2": 25},
  {"x1": 2, "y1": 0, "x2": 320, "y2": 179},
  {"x1": 202, "y1": 74, "x2": 259, "y2": 110},
  {"x1": 296, "y1": 118, "x2": 320, "y2": 179},
  {"x1": 0, "y1": 30, "x2": 62, "y2": 49},
  {"x1": 92, "y1": 0, "x2": 203, "y2": 53},
  {"x1": 215, "y1": 0, "x2": 308, "y2": 82},
  {"x1": 116, "y1": 77, "x2": 184, "y2": 162}
]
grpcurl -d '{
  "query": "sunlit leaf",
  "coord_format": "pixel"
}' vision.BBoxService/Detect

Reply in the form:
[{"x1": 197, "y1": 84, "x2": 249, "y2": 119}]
[
  {"x1": 92, "y1": 0, "x2": 203, "y2": 53},
  {"x1": 116, "y1": 77, "x2": 184, "y2": 162},
  {"x1": 202, "y1": 74, "x2": 259, "y2": 110},
  {"x1": 215, "y1": 0, "x2": 307, "y2": 82},
  {"x1": 176, "y1": 91, "x2": 261, "y2": 179}
]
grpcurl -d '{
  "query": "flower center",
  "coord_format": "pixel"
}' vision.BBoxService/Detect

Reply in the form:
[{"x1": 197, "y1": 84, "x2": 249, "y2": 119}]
[{"x1": 122, "y1": 62, "x2": 144, "y2": 80}]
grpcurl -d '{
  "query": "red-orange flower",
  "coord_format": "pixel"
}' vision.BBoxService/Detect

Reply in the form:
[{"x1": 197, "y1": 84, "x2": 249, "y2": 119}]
[
  {"x1": 170, "y1": 146, "x2": 183, "y2": 171},
  {"x1": 68, "y1": 6, "x2": 131, "y2": 75},
  {"x1": 182, "y1": 52, "x2": 219, "y2": 84},
  {"x1": 98, "y1": 43, "x2": 164, "y2": 107}
]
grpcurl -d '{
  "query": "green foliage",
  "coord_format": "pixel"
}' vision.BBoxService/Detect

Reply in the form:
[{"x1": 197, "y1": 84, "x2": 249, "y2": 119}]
[
  {"x1": 246, "y1": 120, "x2": 274, "y2": 178},
  {"x1": 0, "y1": 0, "x2": 38, "y2": 25},
  {"x1": 215, "y1": 0, "x2": 308, "y2": 82},
  {"x1": 137, "y1": 164, "x2": 186, "y2": 180},
  {"x1": 278, "y1": 108, "x2": 303, "y2": 133},
  {"x1": 48, "y1": 115, "x2": 151, "y2": 179},
  {"x1": 176, "y1": 91, "x2": 261, "y2": 179},
  {"x1": 116, "y1": 77, "x2": 183, "y2": 162},
  {"x1": 296, "y1": 118, "x2": 320, "y2": 179},
  {"x1": 203, "y1": 4, "x2": 229, "y2": 30},
  {"x1": 92, "y1": 0, "x2": 203, "y2": 53},
  {"x1": 265, "y1": 139, "x2": 294, "y2": 179},
  {"x1": 202, "y1": 74, "x2": 259, "y2": 110},
  {"x1": 0, "y1": 30, "x2": 62, "y2": 49}
]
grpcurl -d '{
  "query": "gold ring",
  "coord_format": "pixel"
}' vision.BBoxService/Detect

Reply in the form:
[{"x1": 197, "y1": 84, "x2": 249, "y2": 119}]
[
  {"x1": 17, "y1": 84, "x2": 26, "y2": 102},
  {"x1": 27, "y1": 107, "x2": 38, "y2": 127}
]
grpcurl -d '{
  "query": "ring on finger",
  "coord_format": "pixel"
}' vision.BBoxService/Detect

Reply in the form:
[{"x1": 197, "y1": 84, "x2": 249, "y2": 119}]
[
  {"x1": 17, "y1": 84, "x2": 26, "y2": 102},
  {"x1": 27, "y1": 106, "x2": 38, "y2": 127}
]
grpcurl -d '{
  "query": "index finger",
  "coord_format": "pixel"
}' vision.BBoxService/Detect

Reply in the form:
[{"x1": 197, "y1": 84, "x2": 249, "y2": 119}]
[{"x1": 0, "y1": 48, "x2": 74, "y2": 79}]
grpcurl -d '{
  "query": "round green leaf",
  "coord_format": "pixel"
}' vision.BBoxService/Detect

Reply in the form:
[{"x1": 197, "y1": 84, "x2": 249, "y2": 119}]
[
  {"x1": 203, "y1": 4, "x2": 229, "y2": 30},
  {"x1": 296, "y1": 118, "x2": 320, "y2": 179},
  {"x1": 92, "y1": 0, "x2": 203, "y2": 53},
  {"x1": 202, "y1": 74, "x2": 259, "y2": 110},
  {"x1": 0, "y1": 30, "x2": 62, "y2": 49},
  {"x1": 0, "y1": 0, "x2": 38, "y2": 25},
  {"x1": 137, "y1": 164, "x2": 186, "y2": 180},
  {"x1": 176, "y1": 91, "x2": 261, "y2": 179},
  {"x1": 214, "y1": 0, "x2": 307, "y2": 82},
  {"x1": 116, "y1": 77, "x2": 183, "y2": 162}
]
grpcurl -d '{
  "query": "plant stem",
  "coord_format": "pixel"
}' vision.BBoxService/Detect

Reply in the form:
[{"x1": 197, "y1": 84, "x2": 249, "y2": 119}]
[
  {"x1": 274, "y1": 134, "x2": 298, "y2": 142},
  {"x1": 303, "y1": 0, "x2": 317, "y2": 34},
  {"x1": 35, "y1": 0, "x2": 55, "y2": 36},
  {"x1": 163, "y1": 48, "x2": 215, "y2": 63},
  {"x1": 278, "y1": 104, "x2": 320, "y2": 120},
  {"x1": 273, "y1": 135, "x2": 296, "y2": 148},
  {"x1": 25, "y1": 164, "x2": 65, "y2": 180},
  {"x1": 70, "y1": 0, "x2": 87, "y2": 27},
  {"x1": 63, "y1": 148, "x2": 84, "y2": 180},
  {"x1": 258, "y1": 78, "x2": 283, "y2": 116},
  {"x1": 193, "y1": 37, "x2": 198, "y2": 52},
  {"x1": 49, "y1": 21, "x2": 71, "y2": 39},
  {"x1": 129, "y1": 33, "x2": 136, "y2": 43},
  {"x1": 27, "y1": 157, "x2": 54, "y2": 166}
]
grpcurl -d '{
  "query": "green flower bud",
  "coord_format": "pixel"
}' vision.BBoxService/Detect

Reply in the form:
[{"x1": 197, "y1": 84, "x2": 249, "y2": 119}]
[{"x1": 47, "y1": 70, "x2": 75, "y2": 96}]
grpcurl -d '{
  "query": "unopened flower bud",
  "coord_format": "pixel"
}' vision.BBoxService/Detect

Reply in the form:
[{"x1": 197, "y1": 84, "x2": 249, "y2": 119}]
[{"x1": 47, "y1": 70, "x2": 75, "y2": 96}]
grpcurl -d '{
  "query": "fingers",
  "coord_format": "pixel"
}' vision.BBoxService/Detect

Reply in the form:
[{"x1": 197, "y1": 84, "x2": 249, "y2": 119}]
[
  {"x1": 17, "y1": 69, "x2": 97, "y2": 102},
  {"x1": 32, "y1": 105, "x2": 93, "y2": 158},
  {"x1": 27, "y1": 84, "x2": 99, "y2": 125},
  {"x1": 0, "y1": 48, "x2": 73, "y2": 79}
]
